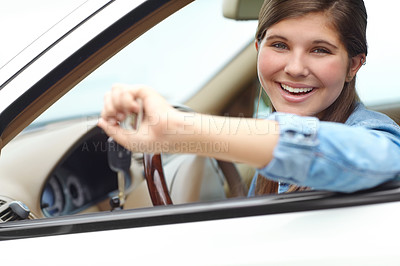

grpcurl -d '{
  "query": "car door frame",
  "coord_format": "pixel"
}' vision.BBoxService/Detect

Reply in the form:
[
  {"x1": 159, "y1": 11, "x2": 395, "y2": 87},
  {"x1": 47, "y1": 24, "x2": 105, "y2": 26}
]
[{"x1": 0, "y1": 0, "x2": 193, "y2": 150}]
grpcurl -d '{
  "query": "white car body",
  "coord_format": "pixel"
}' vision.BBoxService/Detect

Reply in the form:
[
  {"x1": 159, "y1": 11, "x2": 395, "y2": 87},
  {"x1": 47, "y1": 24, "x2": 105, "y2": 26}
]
[{"x1": 1, "y1": 1, "x2": 400, "y2": 265}]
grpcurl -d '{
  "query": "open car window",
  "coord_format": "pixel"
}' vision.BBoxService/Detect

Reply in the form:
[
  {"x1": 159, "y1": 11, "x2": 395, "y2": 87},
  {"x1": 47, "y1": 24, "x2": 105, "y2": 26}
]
[
  {"x1": 1, "y1": 4, "x2": 400, "y2": 264},
  {"x1": 0, "y1": 0, "x2": 262, "y2": 220},
  {"x1": 0, "y1": 0, "x2": 399, "y2": 218}
]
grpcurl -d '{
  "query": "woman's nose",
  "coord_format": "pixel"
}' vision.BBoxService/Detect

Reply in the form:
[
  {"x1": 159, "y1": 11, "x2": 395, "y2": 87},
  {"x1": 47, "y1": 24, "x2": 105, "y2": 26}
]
[{"x1": 284, "y1": 52, "x2": 310, "y2": 77}]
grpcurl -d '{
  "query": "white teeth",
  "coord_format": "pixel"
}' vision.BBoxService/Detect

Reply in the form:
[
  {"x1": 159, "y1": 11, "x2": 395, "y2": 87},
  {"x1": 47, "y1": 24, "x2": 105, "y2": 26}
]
[{"x1": 281, "y1": 84, "x2": 313, "y2": 93}]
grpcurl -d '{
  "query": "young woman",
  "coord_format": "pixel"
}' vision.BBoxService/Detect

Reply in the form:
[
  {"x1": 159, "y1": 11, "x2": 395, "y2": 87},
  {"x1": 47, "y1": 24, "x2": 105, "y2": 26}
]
[{"x1": 98, "y1": 0, "x2": 400, "y2": 194}]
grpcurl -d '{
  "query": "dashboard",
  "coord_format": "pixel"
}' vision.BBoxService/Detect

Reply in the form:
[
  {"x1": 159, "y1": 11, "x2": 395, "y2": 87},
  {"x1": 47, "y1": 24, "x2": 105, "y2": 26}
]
[
  {"x1": 0, "y1": 115, "x2": 227, "y2": 220},
  {"x1": 40, "y1": 127, "x2": 130, "y2": 217}
]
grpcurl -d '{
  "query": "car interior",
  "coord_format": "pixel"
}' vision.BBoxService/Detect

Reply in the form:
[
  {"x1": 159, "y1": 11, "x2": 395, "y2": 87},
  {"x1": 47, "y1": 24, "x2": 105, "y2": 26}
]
[{"x1": 1, "y1": 0, "x2": 400, "y2": 223}]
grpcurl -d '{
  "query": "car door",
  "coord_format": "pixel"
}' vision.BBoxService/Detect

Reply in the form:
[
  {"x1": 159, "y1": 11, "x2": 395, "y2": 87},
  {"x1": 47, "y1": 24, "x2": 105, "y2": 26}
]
[{"x1": 1, "y1": 0, "x2": 400, "y2": 265}]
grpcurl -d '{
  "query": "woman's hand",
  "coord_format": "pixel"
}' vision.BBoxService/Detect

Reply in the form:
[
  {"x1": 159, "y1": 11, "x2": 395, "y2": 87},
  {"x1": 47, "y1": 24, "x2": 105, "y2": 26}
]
[{"x1": 98, "y1": 84, "x2": 181, "y2": 153}]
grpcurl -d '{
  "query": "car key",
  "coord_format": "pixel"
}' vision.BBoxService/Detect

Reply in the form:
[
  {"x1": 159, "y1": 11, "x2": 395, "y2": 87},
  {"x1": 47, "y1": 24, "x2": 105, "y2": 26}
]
[
  {"x1": 107, "y1": 137, "x2": 131, "y2": 210},
  {"x1": 107, "y1": 99, "x2": 143, "y2": 210}
]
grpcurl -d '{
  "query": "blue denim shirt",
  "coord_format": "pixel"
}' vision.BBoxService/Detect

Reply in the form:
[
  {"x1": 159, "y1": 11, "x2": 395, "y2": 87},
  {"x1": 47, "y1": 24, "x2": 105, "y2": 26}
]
[{"x1": 248, "y1": 102, "x2": 400, "y2": 195}]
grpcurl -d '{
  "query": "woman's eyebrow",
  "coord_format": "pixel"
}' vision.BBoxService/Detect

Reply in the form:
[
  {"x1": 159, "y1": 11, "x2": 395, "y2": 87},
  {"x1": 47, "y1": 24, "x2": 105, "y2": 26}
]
[
  {"x1": 265, "y1": 34, "x2": 288, "y2": 41},
  {"x1": 312, "y1": 39, "x2": 339, "y2": 50}
]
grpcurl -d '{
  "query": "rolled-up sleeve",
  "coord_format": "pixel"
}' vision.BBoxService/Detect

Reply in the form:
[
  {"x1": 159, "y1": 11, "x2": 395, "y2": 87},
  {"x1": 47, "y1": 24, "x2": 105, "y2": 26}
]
[{"x1": 258, "y1": 113, "x2": 400, "y2": 193}]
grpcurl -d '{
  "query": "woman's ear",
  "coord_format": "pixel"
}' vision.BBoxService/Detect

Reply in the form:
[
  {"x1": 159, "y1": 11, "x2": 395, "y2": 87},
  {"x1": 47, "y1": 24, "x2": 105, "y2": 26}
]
[
  {"x1": 255, "y1": 40, "x2": 259, "y2": 52},
  {"x1": 346, "y1": 54, "x2": 366, "y2": 82}
]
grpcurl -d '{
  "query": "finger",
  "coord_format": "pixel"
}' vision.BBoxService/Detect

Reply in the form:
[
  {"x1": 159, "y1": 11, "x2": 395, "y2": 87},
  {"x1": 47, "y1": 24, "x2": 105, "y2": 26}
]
[
  {"x1": 120, "y1": 89, "x2": 138, "y2": 114},
  {"x1": 101, "y1": 91, "x2": 114, "y2": 118},
  {"x1": 98, "y1": 118, "x2": 136, "y2": 150},
  {"x1": 105, "y1": 84, "x2": 135, "y2": 122},
  {"x1": 112, "y1": 84, "x2": 143, "y2": 115},
  {"x1": 101, "y1": 91, "x2": 120, "y2": 124},
  {"x1": 110, "y1": 85, "x2": 125, "y2": 113}
]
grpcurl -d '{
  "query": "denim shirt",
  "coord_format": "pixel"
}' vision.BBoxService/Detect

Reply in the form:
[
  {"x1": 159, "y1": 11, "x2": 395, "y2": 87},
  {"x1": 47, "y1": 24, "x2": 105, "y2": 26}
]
[{"x1": 248, "y1": 102, "x2": 400, "y2": 195}]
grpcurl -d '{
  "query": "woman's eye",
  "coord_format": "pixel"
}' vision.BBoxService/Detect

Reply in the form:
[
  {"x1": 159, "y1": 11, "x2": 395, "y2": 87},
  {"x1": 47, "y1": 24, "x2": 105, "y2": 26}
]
[
  {"x1": 312, "y1": 48, "x2": 331, "y2": 54},
  {"x1": 271, "y1": 43, "x2": 288, "y2": 50}
]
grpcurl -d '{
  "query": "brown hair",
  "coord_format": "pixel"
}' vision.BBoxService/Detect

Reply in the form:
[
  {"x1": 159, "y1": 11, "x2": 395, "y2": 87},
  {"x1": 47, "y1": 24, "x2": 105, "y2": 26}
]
[{"x1": 255, "y1": 0, "x2": 368, "y2": 194}]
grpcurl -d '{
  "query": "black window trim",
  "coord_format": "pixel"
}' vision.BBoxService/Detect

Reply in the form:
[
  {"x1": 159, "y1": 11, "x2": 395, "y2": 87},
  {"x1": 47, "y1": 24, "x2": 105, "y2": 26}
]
[{"x1": 1, "y1": 179, "x2": 400, "y2": 241}]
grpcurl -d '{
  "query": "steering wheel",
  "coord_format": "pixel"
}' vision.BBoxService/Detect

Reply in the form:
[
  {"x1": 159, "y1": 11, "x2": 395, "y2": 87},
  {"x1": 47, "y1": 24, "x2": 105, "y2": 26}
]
[{"x1": 143, "y1": 153, "x2": 247, "y2": 206}]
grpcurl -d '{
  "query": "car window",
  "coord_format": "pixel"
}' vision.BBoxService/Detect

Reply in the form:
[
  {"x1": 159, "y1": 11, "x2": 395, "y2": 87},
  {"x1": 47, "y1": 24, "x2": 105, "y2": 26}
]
[
  {"x1": 30, "y1": 0, "x2": 258, "y2": 126},
  {"x1": 0, "y1": 0, "x2": 400, "y2": 235}
]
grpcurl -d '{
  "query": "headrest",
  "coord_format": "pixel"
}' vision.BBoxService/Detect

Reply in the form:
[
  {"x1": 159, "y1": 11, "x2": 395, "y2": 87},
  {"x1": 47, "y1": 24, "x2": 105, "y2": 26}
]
[{"x1": 222, "y1": 0, "x2": 264, "y2": 20}]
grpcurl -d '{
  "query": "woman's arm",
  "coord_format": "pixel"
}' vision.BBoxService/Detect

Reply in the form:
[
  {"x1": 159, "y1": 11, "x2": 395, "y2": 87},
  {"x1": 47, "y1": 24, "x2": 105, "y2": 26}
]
[
  {"x1": 97, "y1": 84, "x2": 280, "y2": 168},
  {"x1": 258, "y1": 112, "x2": 400, "y2": 192}
]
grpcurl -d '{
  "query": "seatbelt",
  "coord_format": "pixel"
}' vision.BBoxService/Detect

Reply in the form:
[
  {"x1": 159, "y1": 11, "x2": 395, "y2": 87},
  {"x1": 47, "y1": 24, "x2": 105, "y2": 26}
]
[{"x1": 217, "y1": 160, "x2": 247, "y2": 198}]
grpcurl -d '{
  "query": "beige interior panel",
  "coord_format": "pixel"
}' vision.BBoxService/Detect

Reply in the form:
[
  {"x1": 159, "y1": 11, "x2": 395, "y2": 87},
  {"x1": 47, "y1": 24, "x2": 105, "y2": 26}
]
[
  {"x1": 0, "y1": 119, "x2": 96, "y2": 217},
  {"x1": 185, "y1": 43, "x2": 257, "y2": 115},
  {"x1": 222, "y1": 0, "x2": 263, "y2": 20}
]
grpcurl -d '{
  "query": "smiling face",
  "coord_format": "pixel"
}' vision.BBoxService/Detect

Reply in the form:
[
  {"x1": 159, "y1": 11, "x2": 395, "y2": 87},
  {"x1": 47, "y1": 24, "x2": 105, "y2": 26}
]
[{"x1": 256, "y1": 12, "x2": 362, "y2": 118}]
